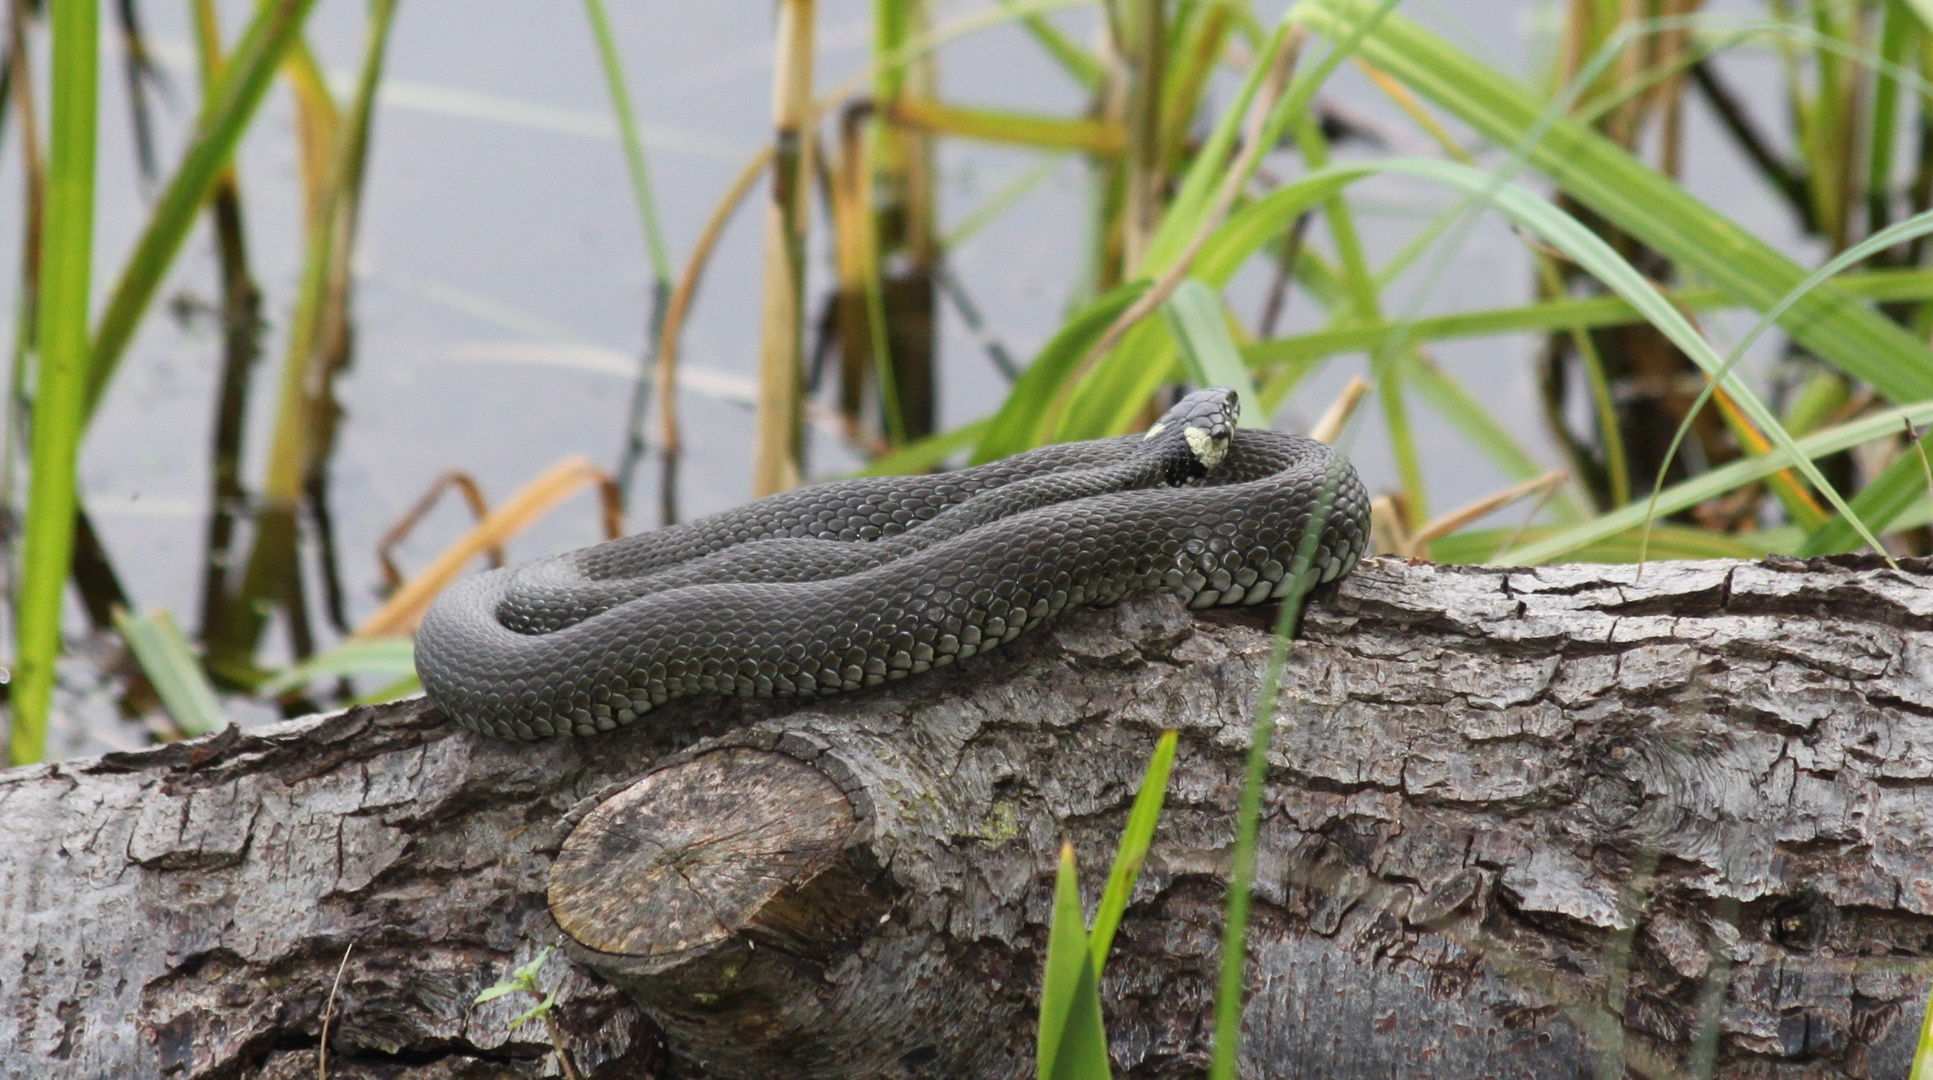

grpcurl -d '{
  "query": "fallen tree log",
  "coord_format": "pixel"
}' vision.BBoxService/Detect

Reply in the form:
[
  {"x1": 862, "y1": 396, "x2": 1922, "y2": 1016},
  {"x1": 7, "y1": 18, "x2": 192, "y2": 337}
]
[{"x1": 3, "y1": 555, "x2": 1932, "y2": 1079}]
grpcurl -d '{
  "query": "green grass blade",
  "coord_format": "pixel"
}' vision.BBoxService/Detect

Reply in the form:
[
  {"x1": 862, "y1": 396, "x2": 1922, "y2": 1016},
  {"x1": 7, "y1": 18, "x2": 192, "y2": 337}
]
[
  {"x1": 851, "y1": 419, "x2": 990, "y2": 477},
  {"x1": 581, "y1": 0, "x2": 671, "y2": 284},
  {"x1": 999, "y1": 0, "x2": 1105, "y2": 91},
  {"x1": 1244, "y1": 267, "x2": 1933, "y2": 368},
  {"x1": 1040, "y1": 842, "x2": 1111, "y2": 1080},
  {"x1": 1430, "y1": 523, "x2": 1786, "y2": 565},
  {"x1": 258, "y1": 637, "x2": 417, "y2": 697},
  {"x1": 1163, "y1": 280, "x2": 1264, "y2": 426},
  {"x1": 84, "y1": 0, "x2": 323, "y2": 421},
  {"x1": 1642, "y1": 207, "x2": 1933, "y2": 554},
  {"x1": 11, "y1": 0, "x2": 101, "y2": 765},
  {"x1": 1291, "y1": 0, "x2": 1933, "y2": 405},
  {"x1": 1912, "y1": 964, "x2": 1933, "y2": 1080},
  {"x1": 112, "y1": 608, "x2": 228, "y2": 736},
  {"x1": 1496, "y1": 402, "x2": 1933, "y2": 564},
  {"x1": 1211, "y1": 459, "x2": 1350, "y2": 1080},
  {"x1": 1089, "y1": 729, "x2": 1178, "y2": 971},
  {"x1": 1800, "y1": 449, "x2": 1933, "y2": 555},
  {"x1": 973, "y1": 281, "x2": 1148, "y2": 463}
]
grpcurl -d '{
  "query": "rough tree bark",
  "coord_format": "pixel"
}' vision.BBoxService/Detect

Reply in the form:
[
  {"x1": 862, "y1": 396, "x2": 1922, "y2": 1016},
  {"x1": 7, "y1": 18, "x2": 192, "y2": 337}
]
[{"x1": 3, "y1": 556, "x2": 1932, "y2": 1080}]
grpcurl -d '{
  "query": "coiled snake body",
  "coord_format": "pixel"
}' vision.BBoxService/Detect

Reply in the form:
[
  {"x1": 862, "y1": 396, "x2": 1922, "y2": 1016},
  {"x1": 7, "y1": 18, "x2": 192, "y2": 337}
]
[{"x1": 416, "y1": 389, "x2": 1370, "y2": 740}]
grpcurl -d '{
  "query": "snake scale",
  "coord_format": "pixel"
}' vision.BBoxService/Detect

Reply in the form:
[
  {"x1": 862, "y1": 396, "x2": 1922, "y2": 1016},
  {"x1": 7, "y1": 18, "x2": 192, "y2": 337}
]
[{"x1": 416, "y1": 388, "x2": 1371, "y2": 740}]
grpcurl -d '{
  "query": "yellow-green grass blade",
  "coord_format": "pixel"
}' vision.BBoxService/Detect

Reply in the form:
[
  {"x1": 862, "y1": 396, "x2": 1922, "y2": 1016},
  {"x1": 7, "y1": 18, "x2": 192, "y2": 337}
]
[
  {"x1": 1290, "y1": 0, "x2": 1933, "y2": 405},
  {"x1": 259, "y1": 637, "x2": 417, "y2": 698},
  {"x1": 851, "y1": 419, "x2": 991, "y2": 477},
  {"x1": 1912, "y1": 963, "x2": 1933, "y2": 1080},
  {"x1": 1089, "y1": 729, "x2": 1178, "y2": 971},
  {"x1": 1163, "y1": 280, "x2": 1264, "y2": 425},
  {"x1": 974, "y1": 282, "x2": 1149, "y2": 463},
  {"x1": 892, "y1": 98, "x2": 1125, "y2": 156},
  {"x1": 1430, "y1": 524, "x2": 1787, "y2": 566},
  {"x1": 350, "y1": 674, "x2": 422, "y2": 706},
  {"x1": 1039, "y1": 842, "x2": 1112, "y2": 1080},
  {"x1": 12, "y1": 0, "x2": 101, "y2": 765},
  {"x1": 1198, "y1": 156, "x2": 1886, "y2": 555},
  {"x1": 1496, "y1": 403, "x2": 1933, "y2": 565},
  {"x1": 113, "y1": 608, "x2": 228, "y2": 736},
  {"x1": 1243, "y1": 267, "x2": 1933, "y2": 368},
  {"x1": 1053, "y1": 317, "x2": 1181, "y2": 443},
  {"x1": 84, "y1": 0, "x2": 323, "y2": 421}
]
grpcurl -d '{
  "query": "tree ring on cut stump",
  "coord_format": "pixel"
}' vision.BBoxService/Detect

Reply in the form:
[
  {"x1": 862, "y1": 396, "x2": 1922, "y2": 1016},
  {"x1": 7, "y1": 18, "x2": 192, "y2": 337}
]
[{"x1": 549, "y1": 747, "x2": 856, "y2": 960}]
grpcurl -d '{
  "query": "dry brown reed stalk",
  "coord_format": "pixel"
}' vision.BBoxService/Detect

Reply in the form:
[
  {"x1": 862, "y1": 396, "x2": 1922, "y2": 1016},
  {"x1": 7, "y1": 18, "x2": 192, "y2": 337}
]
[
  {"x1": 653, "y1": 145, "x2": 774, "y2": 525},
  {"x1": 751, "y1": 0, "x2": 818, "y2": 498},
  {"x1": 351, "y1": 457, "x2": 621, "y2": 641}
]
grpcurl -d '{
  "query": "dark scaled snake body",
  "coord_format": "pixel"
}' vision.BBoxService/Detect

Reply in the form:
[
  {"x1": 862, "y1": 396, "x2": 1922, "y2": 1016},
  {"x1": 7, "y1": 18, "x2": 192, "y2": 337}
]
[{"x1": 416, "y1": 389, "x2": 1371, "y2": 740}]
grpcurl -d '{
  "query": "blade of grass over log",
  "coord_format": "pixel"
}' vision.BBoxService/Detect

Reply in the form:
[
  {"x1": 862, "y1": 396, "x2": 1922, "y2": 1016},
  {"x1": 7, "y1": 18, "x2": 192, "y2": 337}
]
[
  {"x1": 1911, "y1": 971, "x2": 1933, "y2": 1080},
  {"x1": 113, "y1": 608, "x2": 227, "y2": 736},
  {"x1": 1089, "y1": 728, "x2": 1178, "y2": 970},
  {"x1": 1038, "y1": 842, "x2": 1111, "y2": 1080},
  {"x1": 1211, "y1": 462, "x2": 1349, "y2": 1080},
  {"x1": 1495, "y1": 403, "x2": 1933, "y2": 565},
  {"x1": 11, "y1": 0, "x2": 99, "y2": 765},
  {"x1": 83, "y1": 0, "x2": 322, "y2": 421},
  {"x1": 1288, "y1": 0, "x2": 1933, "y2": 406},
  {"x1": 1198, "y1": 157, "x2": 1885, "y2": 556}
]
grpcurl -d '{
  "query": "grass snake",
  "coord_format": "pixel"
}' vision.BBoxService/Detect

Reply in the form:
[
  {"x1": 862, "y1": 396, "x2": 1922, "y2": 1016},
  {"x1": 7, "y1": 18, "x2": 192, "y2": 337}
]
[{"x1": 416, "y1": 389, "x2": 1371, "y2": 740}]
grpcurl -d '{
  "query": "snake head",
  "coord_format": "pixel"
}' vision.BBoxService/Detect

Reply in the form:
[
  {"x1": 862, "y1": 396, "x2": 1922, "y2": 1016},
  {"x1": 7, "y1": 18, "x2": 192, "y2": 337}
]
[{"x1": 1146, "y1": 387, "x2": 1240, "y2": 484}]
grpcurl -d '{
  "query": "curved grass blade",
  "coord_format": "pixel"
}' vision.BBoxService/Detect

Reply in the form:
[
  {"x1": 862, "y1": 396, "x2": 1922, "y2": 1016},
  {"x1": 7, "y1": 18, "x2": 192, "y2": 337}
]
[
  {"x1": 849, "y1": 419, "x2": 990, "y2": 477},
  {"x1": 1640, "y1": 207, "x2": 1933, "y2": 562},
  {"x1": 113, "y1": 607, "x2": 228, "y2": 736},
  {"x1": 259, "y1": 637, "x2": 417, "y2": 698},
  {"x1": 1496, "y1": 403, "x2": 1933, "y2": 564}
]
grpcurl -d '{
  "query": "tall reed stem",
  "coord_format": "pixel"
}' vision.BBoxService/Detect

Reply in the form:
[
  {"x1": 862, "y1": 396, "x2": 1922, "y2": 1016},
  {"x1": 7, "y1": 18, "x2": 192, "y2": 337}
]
[{"x1": 11, "y1": 0, "x2": 98, "y2": 764}]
